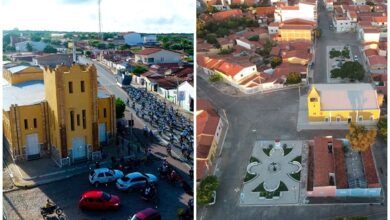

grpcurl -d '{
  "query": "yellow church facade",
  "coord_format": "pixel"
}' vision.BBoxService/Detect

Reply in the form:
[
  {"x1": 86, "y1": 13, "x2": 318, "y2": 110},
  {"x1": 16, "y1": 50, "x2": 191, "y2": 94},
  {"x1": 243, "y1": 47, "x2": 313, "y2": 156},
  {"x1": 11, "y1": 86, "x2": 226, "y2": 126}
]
[
  {"x1": 3, "y1": 64, "x2": 116, "y2": 165},
  {"x1": 307, "y1": 84, "x2": 382, "y2": 123}
]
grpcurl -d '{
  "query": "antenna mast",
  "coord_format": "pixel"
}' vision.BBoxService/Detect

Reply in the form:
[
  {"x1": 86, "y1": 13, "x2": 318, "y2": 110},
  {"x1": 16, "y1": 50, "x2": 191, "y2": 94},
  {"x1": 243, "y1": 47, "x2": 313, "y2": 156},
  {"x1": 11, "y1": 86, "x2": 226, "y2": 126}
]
[{"x1": 98, "y1": 0, "x2": 102, "y2": 40}]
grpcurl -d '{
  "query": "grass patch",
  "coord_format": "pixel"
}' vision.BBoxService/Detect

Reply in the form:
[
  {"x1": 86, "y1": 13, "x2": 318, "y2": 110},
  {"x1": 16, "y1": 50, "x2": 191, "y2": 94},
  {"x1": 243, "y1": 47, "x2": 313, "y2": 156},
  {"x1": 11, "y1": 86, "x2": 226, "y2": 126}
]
[
  {"x1": 250, "y1": 156, "x2": 260, "y2": 163},
  {"x1": 209, "y1": 73, "x2": 223, "y2": 82},
  {"x1": 291, "y1": 156, "x2": 302, "y2": 163},
  {"x1": 263, "y1": 148, "x2": 271, "y2": 156},
  {"x1": 252, "y1": 181, "x2": 288, "y2": 198},
  {"x1": 244, "y1": 172, "x2": 256, "y2": 182},
  {"x1": 283, "y1": 148, "x2": 293, "y2": 156},
  {"x1": 290, "y1": 172, "x2": 301, "y2": 181}
]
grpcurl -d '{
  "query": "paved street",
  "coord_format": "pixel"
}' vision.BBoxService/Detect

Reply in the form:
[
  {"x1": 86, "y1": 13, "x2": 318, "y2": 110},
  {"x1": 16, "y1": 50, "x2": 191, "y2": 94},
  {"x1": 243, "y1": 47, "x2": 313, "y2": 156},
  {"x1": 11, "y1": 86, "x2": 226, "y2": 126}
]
[
  {"x1": 3, "y1": 159, "x2": 192, "y2": 220},
  {"x1": 313, "y1": 3, "x2": 367, "y2": 84},
  {"x1": 197, "y1": 75, "x2": 387, "y2": 220}
]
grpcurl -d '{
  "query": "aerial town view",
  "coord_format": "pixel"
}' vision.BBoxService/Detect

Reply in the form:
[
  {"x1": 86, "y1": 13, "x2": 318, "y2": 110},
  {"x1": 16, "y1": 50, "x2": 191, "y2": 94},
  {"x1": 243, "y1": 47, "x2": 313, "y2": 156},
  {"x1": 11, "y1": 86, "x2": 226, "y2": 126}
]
[
  {"x1": 2, "y1": 0, "x2": 194, "y2": 219},
  {"x1": 196, "y1": 0, "x2": 387, "y2": 219}
]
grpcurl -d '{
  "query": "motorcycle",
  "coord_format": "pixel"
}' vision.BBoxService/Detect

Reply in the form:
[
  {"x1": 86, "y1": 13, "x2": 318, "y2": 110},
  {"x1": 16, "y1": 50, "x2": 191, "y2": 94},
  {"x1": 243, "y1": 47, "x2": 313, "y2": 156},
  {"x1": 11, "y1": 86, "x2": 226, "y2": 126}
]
[{"x1": 40, "y1": 205, "x2": 63, "y2": 218}]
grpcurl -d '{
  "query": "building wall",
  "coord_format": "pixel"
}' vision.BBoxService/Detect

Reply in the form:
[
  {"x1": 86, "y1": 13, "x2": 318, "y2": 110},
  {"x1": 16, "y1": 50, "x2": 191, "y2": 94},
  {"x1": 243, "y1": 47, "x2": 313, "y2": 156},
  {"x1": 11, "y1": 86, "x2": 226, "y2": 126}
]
[
  {"x1": 143, "y1": 35, "x2": 157, "y2": 43},
  {"x1": 307, "y1": 87, "x2": 380, "y2": 123},
  {"x1": 44, "y1": 65, "x2": 99, "y2": 159},
  {"x1": 178, "y1": 81, "x2": 194, "y2": 112},
  {"x1": 279, "y1": 29, "x2": 312, "y2": 42},
  {"x1": 124, "y1": 33, "x2": 142, "y2": 46},
  {"x1": 97, "y1": 96, "x2": 116, "y2": 140},
  {"x1": 4, "y1": 103, "x2": 47, "y2": 160},
  {"x1": 285, "y1": 57, "x2": 309, "y2": 65},
  {"x1": 334, "y1": 19, "x2": 352, "y2": 32},
  {"x1": 362, "y1": 32, "x2": 380, "y2": 43},
  {"x1": 233, "y1": 65, "x2": 257, "y2": 81},
  {"x1": 276, "y1": 3, "x2": 315, "y2": 23},
  {"x1": 236, "y1": 39, "x2": 252, "y2": 50},
  {"x1": 336, "y1": 188, "x2": 381, "y2": 197},
  {"x1": 307, "y1": 186, "x2": 337, "y2": 197},
  {"x1": 3, "y1": 67, "x2": 43, "y2": 85},
  {"x1": 136, "y1": 50, "x2": 181, "y2": 64},
  {"x1": 268, "y1": 26, "x2": 279, "y2": 35}
]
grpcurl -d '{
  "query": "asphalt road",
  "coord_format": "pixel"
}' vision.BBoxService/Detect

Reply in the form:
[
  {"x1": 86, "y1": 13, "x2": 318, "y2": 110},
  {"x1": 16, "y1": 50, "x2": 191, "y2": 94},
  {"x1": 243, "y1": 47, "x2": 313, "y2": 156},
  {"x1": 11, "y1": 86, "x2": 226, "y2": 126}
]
[
  {"x1": 197, "y1": 75, "x2": 387, "y2": 220},
  {"x1": 313, "y1": 4, "x2": 367, "y2": 84},
  {"x1": 3, "y1": 159, "x2": 191, "y2": 220}
]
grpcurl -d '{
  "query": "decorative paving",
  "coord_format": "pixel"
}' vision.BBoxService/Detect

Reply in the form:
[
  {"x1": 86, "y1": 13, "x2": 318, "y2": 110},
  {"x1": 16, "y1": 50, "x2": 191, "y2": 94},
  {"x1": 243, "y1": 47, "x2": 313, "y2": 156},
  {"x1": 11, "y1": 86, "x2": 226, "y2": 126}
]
[{"x1": 240, "y1": 140, "x2": 304, "y2": 205}]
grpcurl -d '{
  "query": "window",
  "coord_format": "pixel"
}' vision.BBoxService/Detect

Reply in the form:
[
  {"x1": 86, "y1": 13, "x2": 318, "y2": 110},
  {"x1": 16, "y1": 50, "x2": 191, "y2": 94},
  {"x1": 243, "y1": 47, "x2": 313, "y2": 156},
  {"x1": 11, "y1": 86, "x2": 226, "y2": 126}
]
[
  {"x1": 359, "y1": 116, "x2": 363, "y2": 121},
  {"x1": 325, "y1": 117, "x2": 329, "y2": 122},
  {"x1": 33, "y1": 118, "x2": 37, "y2": 128},
  {"x1": 336, "y1": 117, "x2": 341, "y2": 122},
  {"x1": 81, "y1": 81, "x2": 85, "y2": 92},
  {"x1": 97, "y1": 173, "x2": 104, "y2": 178},
  {"x1": 103, "y1": 108, "x2": 107, "y2": 118},
  {"x1": 370, "y1": 116, "x2": 374, "y2": 121},
  {"x1": 70, "y1": 111, "x2": 75, "y2": 131},
  {"x1": 348, "y1": 117, "x2": 352, "y2": 123},
  {"x1": 82, "y1": 110, "x2": 86, "y2": 129},
  {"x1": 68, "y1": 81, "x2": 73, "y2": 93},
  {"x1": 24, "y1": 119, "x2": 28, "y2": 129},
  {"x1": 310, "y1": 98, "x2": 317, "y2": 102},
  {"x1": 77, "y1": 114, "x2": 80, "y2": 126}
]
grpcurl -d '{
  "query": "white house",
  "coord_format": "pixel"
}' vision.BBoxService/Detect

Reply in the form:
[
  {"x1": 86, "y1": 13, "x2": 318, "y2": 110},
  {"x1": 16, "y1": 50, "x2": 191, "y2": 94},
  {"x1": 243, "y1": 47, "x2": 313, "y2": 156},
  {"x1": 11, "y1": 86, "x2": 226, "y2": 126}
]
[
  {"x1": 333, "y1": 17, "x2": 352, "y2": 32},
  {"x1": 135, "y1": 48, "x2": 182, "y2": 65},
  {"x1": 178, "y1": 81, "x2": 195, "y2": 112},
  {"x1": 143, "y1": 35, "x2": 157, "y2": 44},
  {"x1": 358, "y1": 27, "x2": 381, "y2": 43},
  {"x1": 274, "y1": 2, "x2": 316, "y2": 23},
  {"x1": 352, "y1": 0, "x2": 366, "y2": 5},
  {"x1": 268, "y1": 22, "x2": 279, "y2": 35},
  {"x1": 124, "y1": 32, "x2": 143, "y2": 46},
  {"x1": 236, "y1": 38, "x2": 253, "y2": 50},
  {"x1": 15, "y1": 41, "x2": 47, "y2": 52},
  {"x1": 215, "y1": 60, "x2": 258, "y2": 82}
]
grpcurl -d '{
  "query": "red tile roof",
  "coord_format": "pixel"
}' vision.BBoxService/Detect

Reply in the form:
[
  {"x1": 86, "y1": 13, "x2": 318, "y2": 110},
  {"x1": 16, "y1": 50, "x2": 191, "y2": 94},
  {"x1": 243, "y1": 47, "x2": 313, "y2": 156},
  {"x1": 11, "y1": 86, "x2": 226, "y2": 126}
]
[
  {"x1": 255, "y1": 6, "x2": 275, "y2": 15},
  {"x1": 364, "y1": 49, "x2": 378, "y2": 57},
  {"x1": 372, "y1": 16, "x2": 387, "y2": 23},
  {"x1": 196, "y1": 160, "x2": 208, "y2": 181},
  {"x1": 313, "y1": 137, "x2": 335, "y2": 187},
  {"x1": 333, "y1": 140, "x2": 348, "y2": 189},
  {"x1": 282, "y1": 49, "x2": 312, "y2": 60},
  {"x1": 197, "y1": 135, "x2": 215, "y2": 159},
  {"x1": 213, "y1": 9, "x2": 243, "y2": 21},
  {"x1": 368, "y1": 55, "x2": 387, "y2": 65},
  {"x1": 362, "y1": 27, "x2": 381, "y2": 34},
  {"x1": 361, "y1": 149, "x2": 380, "y2": 188},
  {"x1": 137, "y1": 48, "x2": 162, "y2": 55},
  {"x1": 215, "y1": 61, "x2": 245, "y2": 77}
]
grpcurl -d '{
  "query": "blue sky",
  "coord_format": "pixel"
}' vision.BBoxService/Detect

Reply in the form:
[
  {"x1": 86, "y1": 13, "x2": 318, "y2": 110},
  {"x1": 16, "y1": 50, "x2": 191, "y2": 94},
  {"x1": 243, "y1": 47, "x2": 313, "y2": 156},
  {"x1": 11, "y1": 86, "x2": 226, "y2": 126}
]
[{"x1": 2, "y1": 0, "x2": 195, "y2": 33}]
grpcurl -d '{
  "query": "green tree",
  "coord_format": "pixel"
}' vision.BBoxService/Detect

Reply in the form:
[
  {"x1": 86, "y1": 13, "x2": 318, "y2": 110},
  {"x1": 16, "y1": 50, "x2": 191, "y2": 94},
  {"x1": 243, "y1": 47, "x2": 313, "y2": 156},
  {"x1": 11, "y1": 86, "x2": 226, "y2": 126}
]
[
  {"x1": 205, "y1": 34, "x2": 218, "y2": 45},
  {"x1": 26, "y1": 43, "x2": 33, "y2": 52},
  {"x1": 84, "y1": 50, "x2": 92, "y2": 57},
  {"x1": 209, "y1": 73, "x2": 223, "y2": 82},
  {"x1": 132, "y1": 66, "x2": 148, "y2": 75},
  {"x1": 97, "y1": 43, "x2": 107, "y2": 49},
  {"x1": 329, "y1": 49, "x2": 341, "y2": 58},
  {"x1": 197, "y1": 176, "x2": 219, "y2": 206},
  {"x1": 330, "y1": 68, "x2": 342, "y2": 78},
  {"x1": 51, "y1": 40, "x2": 61, "y2": 46},
  {"x1": 43, "y1": 45, "x2": 58, "y2": 53},
  {"x1": 286, "y1": 72, "x2": 302, "y2": 84},
  {"x1": 248, "y1": 35, "x2": 259, "y2": 41},
  {"x1": 346, "y1": 123, "x2": 377, "y2": 152},
  {"x1": 270, "y1": 57, "x2": 282, "y2": 68},
  {"x1": 115, "y1": 98, "x2": 126, "y2": 119},
  {"x1": 119, "y1": 44, "x2": 131, "y2": 50},
  {"x1": 107, "y1": 43, "x2": 115, "y2": 49},
  {"x1": 341, "y1": 47, "x2": 350, "y2": 58},
  {"x1": 377, "y1": 116, "x2": 387, "y2": 140},
  {"x1": 331, "y1": 62, "x2": 364, "y2": 81},
  {"x1": 31, "y1": 35, "x2": 41, "y2": 42}
]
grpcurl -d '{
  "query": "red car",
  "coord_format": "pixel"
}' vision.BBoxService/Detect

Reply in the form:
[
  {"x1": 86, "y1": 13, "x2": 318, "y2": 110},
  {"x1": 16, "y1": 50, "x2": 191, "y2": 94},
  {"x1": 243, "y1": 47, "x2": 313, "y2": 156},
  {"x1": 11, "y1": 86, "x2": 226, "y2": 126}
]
[
  {"x1": 129, "y1": 208, "x2": 161, "y2": 220},
  {"x1": 79, "y1": 190, "x2": 120, "y2": 210}
]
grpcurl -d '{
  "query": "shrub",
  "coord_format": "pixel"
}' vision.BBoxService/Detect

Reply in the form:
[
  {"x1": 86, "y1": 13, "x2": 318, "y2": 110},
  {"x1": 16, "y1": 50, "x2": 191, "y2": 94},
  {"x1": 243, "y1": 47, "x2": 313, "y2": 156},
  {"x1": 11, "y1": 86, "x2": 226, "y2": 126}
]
[
  {"x1": 115, "y1": 98, "x2": 126, "y2": 119},
  {"x1": 197, "y1": 176, "x2": 219, "y2": 206},
  {"x1": 209, "y1": 73, "x2": 223, "y2": 82},
  {"x1": 286, "y1": 72, "x2": 302, "y2": 84}
]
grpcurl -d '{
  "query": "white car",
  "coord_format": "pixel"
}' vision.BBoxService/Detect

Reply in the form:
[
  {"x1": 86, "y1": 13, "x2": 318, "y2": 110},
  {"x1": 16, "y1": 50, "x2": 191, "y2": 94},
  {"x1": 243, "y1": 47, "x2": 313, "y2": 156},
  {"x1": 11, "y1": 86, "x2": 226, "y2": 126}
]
[
  {"x1": 89, "y1": 168, "x2": 124, "y2": 186},
  {"x1": 116, "y1": 172, "x2": 158, "y2": 191}
]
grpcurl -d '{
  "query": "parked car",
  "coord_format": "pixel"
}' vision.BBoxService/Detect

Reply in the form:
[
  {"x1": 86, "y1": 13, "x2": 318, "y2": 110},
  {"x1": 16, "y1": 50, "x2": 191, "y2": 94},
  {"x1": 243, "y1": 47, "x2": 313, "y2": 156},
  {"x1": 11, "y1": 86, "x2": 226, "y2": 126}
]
[
  {"x1": 79, "y1": 190, "x2": 120, "y2": 210},
  {"x1": 129, "y1": 208, "x2": 161, "y2": 220},
  {"x1": 116, "y1": 172, "x2": 158, "y2": 191},
  {"x1": 89, "y1": 168, "x2": 124, "y2": 186},
  {"x1": 354, "y1": 55, "x2": 358, "y2": 61}
]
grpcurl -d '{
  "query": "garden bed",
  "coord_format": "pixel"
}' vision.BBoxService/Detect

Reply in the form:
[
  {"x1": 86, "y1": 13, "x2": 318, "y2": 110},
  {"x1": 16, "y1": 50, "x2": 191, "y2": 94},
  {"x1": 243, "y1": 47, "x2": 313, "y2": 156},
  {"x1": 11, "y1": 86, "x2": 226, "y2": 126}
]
[
  {"x1": 289, "y1": 171, "x2": 301, "y2": 181},
  {"x1": 291, "y1": 156, "x2": 302, "y2": 163},
  {"x1": 244, "y1": 172, "x2": 256, "y2": 182},
  {"x1": 252, "y1": 181, "x2": 288, "y2": 198}
]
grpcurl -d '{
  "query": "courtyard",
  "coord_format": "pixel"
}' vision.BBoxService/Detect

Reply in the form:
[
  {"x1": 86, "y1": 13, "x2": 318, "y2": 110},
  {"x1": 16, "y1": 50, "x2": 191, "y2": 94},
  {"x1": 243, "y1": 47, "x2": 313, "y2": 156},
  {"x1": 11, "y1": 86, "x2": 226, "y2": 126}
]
[{"x1": 240, "y1": 140, "x2": 305, "y2": 205}]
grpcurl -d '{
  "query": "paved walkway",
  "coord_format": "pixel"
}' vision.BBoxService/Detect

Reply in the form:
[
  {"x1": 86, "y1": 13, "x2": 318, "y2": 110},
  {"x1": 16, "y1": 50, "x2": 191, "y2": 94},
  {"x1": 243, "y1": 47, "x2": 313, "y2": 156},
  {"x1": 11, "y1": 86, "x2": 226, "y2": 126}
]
[{"x1": 241, "y1": 140, "x2": 303, "y2": 205}]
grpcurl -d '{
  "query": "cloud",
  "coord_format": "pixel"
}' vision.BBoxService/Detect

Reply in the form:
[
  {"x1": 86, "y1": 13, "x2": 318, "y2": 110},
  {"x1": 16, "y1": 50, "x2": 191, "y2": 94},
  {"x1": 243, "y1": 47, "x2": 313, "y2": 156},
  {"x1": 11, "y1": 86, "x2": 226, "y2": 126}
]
[{"x1": 58, "y1": 0, "x2": 95, "y2": 4}]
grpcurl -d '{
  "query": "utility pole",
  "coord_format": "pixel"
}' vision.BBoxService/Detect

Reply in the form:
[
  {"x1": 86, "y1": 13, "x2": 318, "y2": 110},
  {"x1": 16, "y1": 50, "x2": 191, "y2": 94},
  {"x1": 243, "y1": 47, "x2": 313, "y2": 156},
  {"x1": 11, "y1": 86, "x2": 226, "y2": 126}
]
[{"x1": 98, "y1": 0, "x2": 102, "y2": 40}]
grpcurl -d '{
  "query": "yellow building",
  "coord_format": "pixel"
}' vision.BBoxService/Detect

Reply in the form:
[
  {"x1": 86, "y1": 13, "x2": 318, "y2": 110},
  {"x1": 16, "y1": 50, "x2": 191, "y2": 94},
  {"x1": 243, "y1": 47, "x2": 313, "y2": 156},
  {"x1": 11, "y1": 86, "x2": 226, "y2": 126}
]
[
  {"x1": 3, "y1": 64, "x2": 116, "y2": 164},
  {"x1": 307, "y1": 84, "x2": 381, "y2": 124},
  {"x1": 3, "y1": 65, "x2": 43, "y2": 85},
  {"x1": 278, "y1": 19, "x2": 315, "y2": 42}
]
